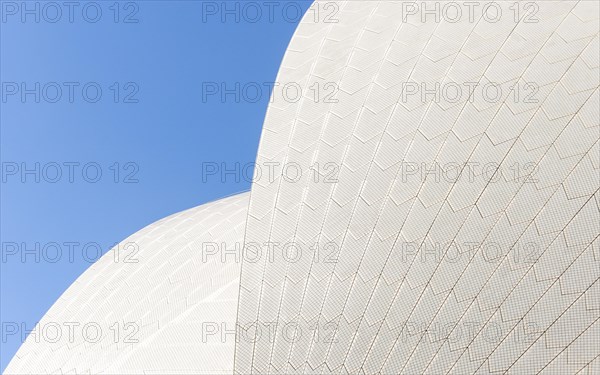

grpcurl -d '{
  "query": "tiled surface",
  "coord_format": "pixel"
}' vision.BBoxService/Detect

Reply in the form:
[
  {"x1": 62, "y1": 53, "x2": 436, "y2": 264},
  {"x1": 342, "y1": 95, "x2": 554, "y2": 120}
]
[
  {"x1": 6, "y1": 193, "x2": 249, "y2": 374},
  {"x1": 235, "y1": 1, "x2": 600, "y2": 374},
  {"x1": 5, "y1": 1, "x2": 599, "y2": 374}
]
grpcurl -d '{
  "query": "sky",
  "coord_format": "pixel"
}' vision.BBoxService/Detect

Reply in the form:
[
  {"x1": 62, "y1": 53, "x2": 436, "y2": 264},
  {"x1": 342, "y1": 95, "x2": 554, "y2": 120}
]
[{"x1": 0, "y1": 1, "x2": 312, "y2": 370}]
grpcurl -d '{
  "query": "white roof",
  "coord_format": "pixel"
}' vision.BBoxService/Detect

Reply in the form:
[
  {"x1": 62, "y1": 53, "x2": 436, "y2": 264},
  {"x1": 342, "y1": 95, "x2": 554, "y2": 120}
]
[
  {"x1": 235, "y1": 1, "x2": 599, "y2": 374},
  {"x1": 7, "y1": 1, "x2": 599, "y2": 374},
  {"x1": 6, "y1": 192, "x2": 249, "y2": 374}
]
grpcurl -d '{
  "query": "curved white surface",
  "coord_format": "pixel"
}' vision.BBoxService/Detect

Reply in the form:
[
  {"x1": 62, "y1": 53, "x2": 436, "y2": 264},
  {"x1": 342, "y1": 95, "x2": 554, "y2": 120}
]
[
  {"x1": 5, "y1": 1, "x2": 600, "y2": 374},
  {"x1": 235, "y1": 1, "x2": 599, "y2": 374},
  {"x1": 6, "y1": 192, "x2": 249, "y2": 374}
]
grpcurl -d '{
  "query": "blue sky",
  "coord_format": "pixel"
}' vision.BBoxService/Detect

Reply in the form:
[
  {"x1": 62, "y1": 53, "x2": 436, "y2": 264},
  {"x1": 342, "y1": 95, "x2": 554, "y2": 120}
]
[{"x1": 0, "y1": 1, "x2": 311, "y2": 370}]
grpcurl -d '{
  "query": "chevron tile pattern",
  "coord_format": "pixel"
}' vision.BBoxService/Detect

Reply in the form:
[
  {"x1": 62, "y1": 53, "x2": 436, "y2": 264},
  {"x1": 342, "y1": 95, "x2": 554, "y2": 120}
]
[
  {"x1": 6, "y1": 193, "x2": 249, "y2": 374},
  {"x1": 235, "y1": 1, "x2": 600, "y2": 374},
  {"x1": 5, "y1": 1, "x2": 599, "y2": 374}
]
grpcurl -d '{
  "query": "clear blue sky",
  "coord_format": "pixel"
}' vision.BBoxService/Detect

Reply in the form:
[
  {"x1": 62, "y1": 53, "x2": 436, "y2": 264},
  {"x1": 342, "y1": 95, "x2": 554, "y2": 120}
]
[{"x1": 0, "y1": 1, "x2": 311, "y2": 370}]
